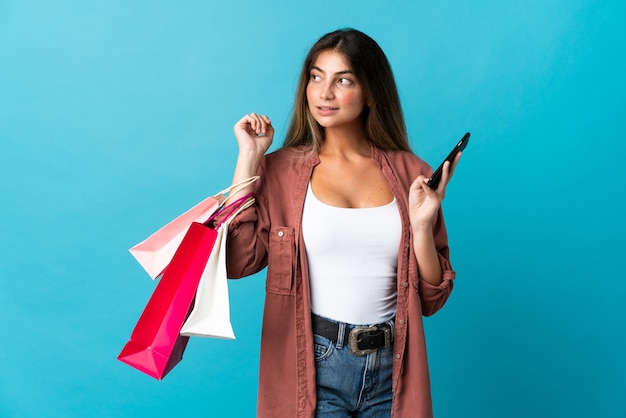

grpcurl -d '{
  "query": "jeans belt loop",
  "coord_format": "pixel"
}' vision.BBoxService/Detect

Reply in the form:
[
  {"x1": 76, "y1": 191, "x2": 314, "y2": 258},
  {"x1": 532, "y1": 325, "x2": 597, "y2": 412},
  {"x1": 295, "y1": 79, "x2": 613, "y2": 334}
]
[{"x1": 336, "y1": 322, "x2": 346, "y2": 349}]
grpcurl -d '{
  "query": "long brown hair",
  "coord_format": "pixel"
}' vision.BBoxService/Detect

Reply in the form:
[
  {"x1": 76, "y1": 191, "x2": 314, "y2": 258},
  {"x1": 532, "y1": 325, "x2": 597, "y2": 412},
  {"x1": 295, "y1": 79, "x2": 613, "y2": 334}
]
[{"x1": 283, "y1": 28, "x2": 411, "y2": 152}]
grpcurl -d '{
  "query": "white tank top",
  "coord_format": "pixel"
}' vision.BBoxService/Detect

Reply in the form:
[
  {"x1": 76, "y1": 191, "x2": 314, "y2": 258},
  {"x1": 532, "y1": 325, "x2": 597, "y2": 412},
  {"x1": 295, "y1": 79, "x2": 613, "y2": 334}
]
[{"x1": 302, "y1": 183, "x2": 401, "y2": 325}]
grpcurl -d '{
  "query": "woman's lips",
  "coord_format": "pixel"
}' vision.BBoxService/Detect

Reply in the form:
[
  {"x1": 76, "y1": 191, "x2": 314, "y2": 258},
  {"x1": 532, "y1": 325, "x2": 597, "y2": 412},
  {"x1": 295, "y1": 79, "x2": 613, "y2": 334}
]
[{"x1": 315, "y1": 106, "x2": 339, "y2": 116}]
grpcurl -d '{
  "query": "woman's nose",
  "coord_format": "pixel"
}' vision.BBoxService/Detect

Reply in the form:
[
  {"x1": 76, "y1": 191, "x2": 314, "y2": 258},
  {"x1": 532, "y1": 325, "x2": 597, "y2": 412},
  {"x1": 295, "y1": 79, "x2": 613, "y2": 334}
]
[{"x1": 320, "y1": 83, "x2": 334, "y2": 99}]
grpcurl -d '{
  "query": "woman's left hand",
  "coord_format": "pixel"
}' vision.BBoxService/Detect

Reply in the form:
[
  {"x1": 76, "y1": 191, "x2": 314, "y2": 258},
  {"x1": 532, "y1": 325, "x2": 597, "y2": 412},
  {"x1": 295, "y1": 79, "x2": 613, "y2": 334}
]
[{"x1": 408, "y1": 152, "x2": 462, "y2": 230}]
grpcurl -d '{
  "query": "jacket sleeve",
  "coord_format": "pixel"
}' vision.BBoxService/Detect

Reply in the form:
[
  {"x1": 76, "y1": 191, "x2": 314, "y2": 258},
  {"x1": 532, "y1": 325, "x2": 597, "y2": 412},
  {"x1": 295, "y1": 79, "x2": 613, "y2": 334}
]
[
  {"x1": 419, "y1": 207, "x2": 456, "y2": 316},
  {"x1": 225, "y1": 159, "x2": 271, "y2": 279}
]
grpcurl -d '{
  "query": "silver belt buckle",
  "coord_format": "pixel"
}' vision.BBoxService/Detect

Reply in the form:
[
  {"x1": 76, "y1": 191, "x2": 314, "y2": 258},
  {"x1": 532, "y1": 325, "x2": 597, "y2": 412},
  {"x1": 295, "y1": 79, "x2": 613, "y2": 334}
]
[{"x1": 348, "y1": 326, "x2": 391, "y2": 356}]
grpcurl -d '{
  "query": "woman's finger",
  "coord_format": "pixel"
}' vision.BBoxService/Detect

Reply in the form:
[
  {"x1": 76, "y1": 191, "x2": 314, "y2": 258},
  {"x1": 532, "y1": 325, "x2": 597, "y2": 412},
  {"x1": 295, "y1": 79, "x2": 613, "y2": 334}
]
[
  {"x1": 438, "y1": 152, "x2": 462, "y2": 192},
  {"x1": 261, "y1": 115, "x2": 272, "y2": 136},
  {"x1": 247, "y1": 113, "x2": 271, "y2": 136},
  {"x1": 411, "y1": 175, "x2": 438, "y2": 200},
  {"x1": 448, "y1": 152, "x2": 462, "y2": 177}
]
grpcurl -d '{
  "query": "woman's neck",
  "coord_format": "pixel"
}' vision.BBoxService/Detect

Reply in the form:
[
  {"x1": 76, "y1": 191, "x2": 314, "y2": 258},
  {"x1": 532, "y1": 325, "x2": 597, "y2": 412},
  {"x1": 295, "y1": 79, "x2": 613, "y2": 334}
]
[{"x1": 320, "y1": 125, "x2": 370, "y2": 158}]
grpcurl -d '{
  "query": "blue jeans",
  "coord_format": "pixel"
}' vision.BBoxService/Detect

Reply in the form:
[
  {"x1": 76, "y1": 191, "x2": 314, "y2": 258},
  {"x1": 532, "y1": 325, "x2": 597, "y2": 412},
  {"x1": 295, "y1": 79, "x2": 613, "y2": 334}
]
[{"x1": 314, "y1": 319, "x2": 394, "y2": 418}]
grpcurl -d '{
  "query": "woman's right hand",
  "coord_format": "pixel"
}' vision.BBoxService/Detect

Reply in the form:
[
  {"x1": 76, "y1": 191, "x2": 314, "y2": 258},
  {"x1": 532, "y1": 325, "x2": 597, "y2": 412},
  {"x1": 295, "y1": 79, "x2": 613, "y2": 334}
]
[
  {"x1": 234, "y1": 113, "x2": 274, "y2": 157},
  {"x1": 230, "y1": 113, "x2": 274, "y2": 198}
]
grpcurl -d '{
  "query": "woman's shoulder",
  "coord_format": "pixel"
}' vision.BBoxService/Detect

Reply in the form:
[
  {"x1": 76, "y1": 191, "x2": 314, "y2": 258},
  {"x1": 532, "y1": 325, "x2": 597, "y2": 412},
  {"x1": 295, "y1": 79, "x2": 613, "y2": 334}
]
[
  {"x1": 379, "y1": 147, "x2": 432, "y2": 173},
  {"x1": 378, "y1": 149, "x2": 433, "y2": 190},
  {"x1": 263, "y1": 146, "x2": 316, "y2": 165},
  {"x1": 258, "y1": 146, "x2": 317, "y2": 177},
  {"x1": 266, "y1": 145, "x2": 309, "y2": 158}
]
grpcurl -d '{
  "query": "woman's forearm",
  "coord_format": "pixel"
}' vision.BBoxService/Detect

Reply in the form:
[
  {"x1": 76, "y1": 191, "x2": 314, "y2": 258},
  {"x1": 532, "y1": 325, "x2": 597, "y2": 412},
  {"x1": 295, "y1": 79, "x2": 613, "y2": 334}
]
[
  {"x1": 412, "y1": 224, "x2": 443, "y2": 286},
  {"x1": 230, "y1": 150, "x2": 263, "y2": 199}
]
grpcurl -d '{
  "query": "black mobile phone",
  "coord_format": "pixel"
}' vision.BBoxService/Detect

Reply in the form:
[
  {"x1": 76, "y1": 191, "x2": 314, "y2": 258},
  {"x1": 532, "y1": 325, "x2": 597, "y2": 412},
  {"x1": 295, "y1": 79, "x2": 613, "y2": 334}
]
[{"x1": 427, "y1": 132, "x2": 470, "y2": 189}]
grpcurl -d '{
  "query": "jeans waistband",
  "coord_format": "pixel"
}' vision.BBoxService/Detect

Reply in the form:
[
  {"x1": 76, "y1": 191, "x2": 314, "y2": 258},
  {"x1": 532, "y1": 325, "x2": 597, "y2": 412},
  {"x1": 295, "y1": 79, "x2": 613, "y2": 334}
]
[{"x1": 311, "y1": 314, "x2": 394, "y2": 356}]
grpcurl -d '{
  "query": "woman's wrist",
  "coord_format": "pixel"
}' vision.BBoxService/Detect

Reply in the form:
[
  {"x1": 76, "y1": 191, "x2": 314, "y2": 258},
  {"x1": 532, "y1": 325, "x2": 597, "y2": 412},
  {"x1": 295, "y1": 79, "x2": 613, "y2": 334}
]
[
  {"x1": 229, "y1": 151, "x2": 263, "y2": 200},
  {"x1": 411, "y1": 220, "x2": 434, "y2": 236},
  {"x1": 235, "y1": 150, "x2": 263, "y2": 174}
]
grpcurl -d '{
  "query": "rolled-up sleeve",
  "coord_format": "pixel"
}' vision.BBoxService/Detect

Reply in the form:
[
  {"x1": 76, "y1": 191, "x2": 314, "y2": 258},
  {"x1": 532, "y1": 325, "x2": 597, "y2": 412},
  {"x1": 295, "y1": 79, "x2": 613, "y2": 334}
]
[
  {"x1": 419, "y1": 208, "x2": 456, "y2": 316},
  {"x1": 225, "y1": 162, "x2": 271, "y2": 279}
]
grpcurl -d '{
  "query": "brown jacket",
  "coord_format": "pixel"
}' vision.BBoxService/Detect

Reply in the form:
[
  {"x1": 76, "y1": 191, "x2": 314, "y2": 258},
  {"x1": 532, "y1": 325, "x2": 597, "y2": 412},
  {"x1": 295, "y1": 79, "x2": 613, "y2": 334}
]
[{"x1": 227, "y1": 145, "x2": 456, "y2": 418}]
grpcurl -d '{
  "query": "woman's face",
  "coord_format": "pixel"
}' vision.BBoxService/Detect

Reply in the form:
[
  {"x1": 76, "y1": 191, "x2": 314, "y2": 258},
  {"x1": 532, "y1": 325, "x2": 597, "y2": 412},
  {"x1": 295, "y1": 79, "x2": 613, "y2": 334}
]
[{"x1": 306, "y1": 50, "x2": 367, "y2": 131}]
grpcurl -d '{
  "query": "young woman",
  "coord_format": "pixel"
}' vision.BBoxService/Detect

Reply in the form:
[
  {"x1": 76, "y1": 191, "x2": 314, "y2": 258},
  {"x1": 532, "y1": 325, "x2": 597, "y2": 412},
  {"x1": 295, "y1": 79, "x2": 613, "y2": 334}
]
[{"x1": 226, "y1": 28, "x2": 460, "y2": 418}]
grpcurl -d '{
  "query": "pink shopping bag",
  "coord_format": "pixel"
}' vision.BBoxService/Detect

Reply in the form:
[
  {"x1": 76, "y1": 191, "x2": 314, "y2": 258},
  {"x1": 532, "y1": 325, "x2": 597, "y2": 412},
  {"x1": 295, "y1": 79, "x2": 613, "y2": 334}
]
[
  {"x1": 129, "y1": 177, "x2": 258, "y2": 279},
  {"x1": 118, "y1": 194, "x2": 254, "y2": 380}
]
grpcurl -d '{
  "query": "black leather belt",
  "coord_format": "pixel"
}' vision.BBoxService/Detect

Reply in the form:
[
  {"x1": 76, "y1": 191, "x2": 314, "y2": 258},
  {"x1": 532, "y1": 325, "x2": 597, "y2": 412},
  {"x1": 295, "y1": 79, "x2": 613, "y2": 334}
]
[{"x1": 312, "y1": 314, "x2": 393, "y2": 356}]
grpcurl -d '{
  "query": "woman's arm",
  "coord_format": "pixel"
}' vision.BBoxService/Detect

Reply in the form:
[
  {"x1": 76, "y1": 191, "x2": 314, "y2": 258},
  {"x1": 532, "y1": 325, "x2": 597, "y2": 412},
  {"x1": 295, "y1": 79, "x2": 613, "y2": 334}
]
[
  {"x1": 230, "y1": 113, "x2": 274, "y2": 199},
  {"x1": 224, "y1": 113, "x2": 274, "y2": 279},
  {"x1": 408, "y1": 153, "x2": 462, "y2": 286}
]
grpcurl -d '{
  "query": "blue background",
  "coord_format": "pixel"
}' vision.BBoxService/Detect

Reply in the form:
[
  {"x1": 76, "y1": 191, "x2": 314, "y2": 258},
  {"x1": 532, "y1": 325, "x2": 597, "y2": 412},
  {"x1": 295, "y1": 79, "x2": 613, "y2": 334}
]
[{"x1": 1, "y1": 1, "x2": 625, "y2": 417}]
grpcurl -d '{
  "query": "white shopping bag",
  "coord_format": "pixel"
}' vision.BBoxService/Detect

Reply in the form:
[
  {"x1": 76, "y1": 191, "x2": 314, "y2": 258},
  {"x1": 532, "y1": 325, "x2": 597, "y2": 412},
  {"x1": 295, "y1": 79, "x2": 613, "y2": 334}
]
[{"x1": 180, "y1": 198, "x2": 254, "y2": 339}]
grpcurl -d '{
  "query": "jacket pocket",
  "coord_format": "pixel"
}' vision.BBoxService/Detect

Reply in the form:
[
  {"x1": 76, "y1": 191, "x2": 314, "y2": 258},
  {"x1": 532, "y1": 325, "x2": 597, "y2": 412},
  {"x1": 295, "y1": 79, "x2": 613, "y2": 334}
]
[{"x1": 266, "y1": 226, "x2": 295, "y2": 295}]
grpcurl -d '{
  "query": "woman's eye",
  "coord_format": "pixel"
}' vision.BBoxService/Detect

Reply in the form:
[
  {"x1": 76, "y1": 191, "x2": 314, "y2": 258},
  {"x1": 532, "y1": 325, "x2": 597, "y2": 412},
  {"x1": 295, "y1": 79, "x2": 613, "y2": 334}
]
[
  {"x1": 338, "y1": 78, "x2": 353, "y2": 85},
  {"x1": 310, "y1": 74, "x2": 321, "y2": 82}
]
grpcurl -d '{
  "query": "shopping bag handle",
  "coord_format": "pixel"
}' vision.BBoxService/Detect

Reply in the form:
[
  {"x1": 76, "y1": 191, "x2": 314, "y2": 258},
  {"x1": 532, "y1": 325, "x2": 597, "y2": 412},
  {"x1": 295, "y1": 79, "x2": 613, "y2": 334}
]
[
  {"x1": 222, "y1": 196, "x2": 255, "y2": 226},
  {"x1": 206, "y1": 192, "x2": 254, "y2": 228},
  {"x1": 216, "y1": 176, "x2": 259, "y2": 206}
]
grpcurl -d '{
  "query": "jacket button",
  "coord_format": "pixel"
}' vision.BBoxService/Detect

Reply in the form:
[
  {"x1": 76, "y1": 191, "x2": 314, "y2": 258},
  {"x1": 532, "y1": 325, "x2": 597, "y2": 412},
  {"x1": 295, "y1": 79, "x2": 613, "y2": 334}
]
[
  {"x1": 278, "y1": 231, "x2": 284, "y2": 237},
  {"x1": 402, "y1": 281, "x2": 409, "y2": 288},
  {"x1": 399, "y1": 319, "x2": 405, "y2": 325}
]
